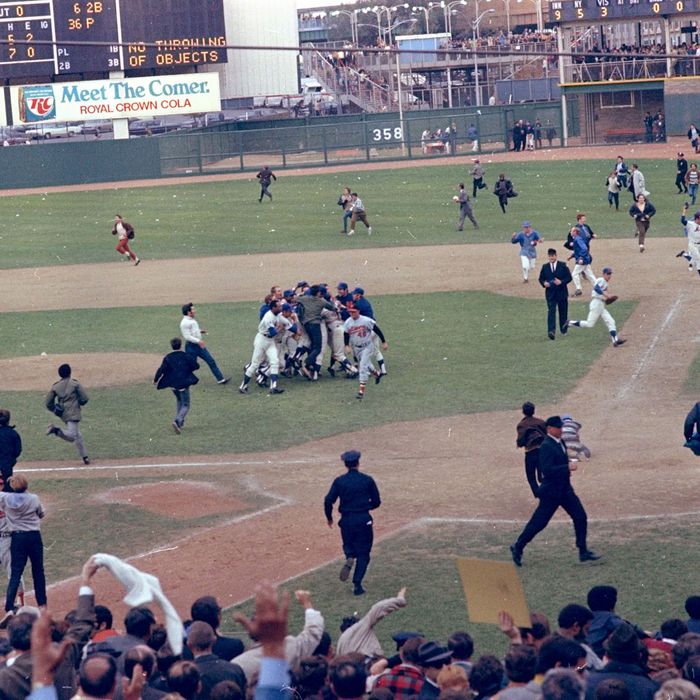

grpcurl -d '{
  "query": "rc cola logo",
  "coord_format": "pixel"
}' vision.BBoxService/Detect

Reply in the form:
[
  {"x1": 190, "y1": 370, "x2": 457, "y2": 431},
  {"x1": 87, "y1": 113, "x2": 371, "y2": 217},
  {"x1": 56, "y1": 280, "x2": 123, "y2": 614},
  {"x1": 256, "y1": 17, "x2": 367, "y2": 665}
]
[{"x1": 19, "y1": 86, "x2": 56, "y2": 123}]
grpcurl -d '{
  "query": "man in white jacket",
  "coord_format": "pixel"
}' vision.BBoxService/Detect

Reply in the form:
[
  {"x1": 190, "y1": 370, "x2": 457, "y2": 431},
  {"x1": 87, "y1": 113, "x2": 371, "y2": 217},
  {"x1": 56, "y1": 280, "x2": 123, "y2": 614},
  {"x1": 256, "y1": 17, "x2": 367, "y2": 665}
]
[
  {"x1": 336, "y1": 587, "x2": 406, "y2": 657},
  {"x1": 232, "y1": 590, "x2": 324, "y2": 683}
]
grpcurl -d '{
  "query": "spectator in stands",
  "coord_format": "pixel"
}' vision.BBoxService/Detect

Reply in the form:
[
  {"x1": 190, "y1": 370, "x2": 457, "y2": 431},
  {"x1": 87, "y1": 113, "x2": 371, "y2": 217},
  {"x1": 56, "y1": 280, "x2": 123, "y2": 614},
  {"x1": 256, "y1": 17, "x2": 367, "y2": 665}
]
[
  {"x1": 593, "y1": 679, "x2": 630, "y2": 699},
  {"x1": 558, "y1": 604, "x2": 604, "y2": 670},
  {"x1": 541, "y1": 669, "x2": 584, "y2": 700},
  {"x1": 585, "y1": 623, "x2": 660, "y2": 700},
  {"x1": 587, "y1": 586, "x2": 625, "y2": 659},
  {"x1": 121, "y1": 645, "x2": 162, "y2": 700},
  {"x1": 437, "y1": 665, "x2": 469, "y2": 694},
  {"x1": 686, "y1": 598, "x2": 700, "y2": 634},
  {"x1": 469, "y1": 655, "x2": 504, "y2": 699},
  {"x1": 654, "y1": 678, "x2": 700, "y2": 699},
  {"x1": 497, "y1": 644, "x2": 539, "y2": 698},
  {"x1": 99, "y1": 606, "x2": 156, "y2": 670},
  {"x1": 189, "y1": 595, "x2": 244, "y2": 661},
  {"x1": 448, "y1": 631, "x2": 474, "y2": 676},
  {"x1": 167, "y1": 660, "x2": 201, "y2": 700},
  {"x1": 187, "y1": 621, "x2": 246, "y2": 699},
  {"x1": 293, "y1": 656, "x2": 329, "y2": 700},
  {"x1": 416, "y1": 641, "x2": 452, "y2": 700},
  {"x1": 373, "y1": 635, "x2": 426, "y2": 699},
  {"x1": 92, "y1": 605, "x2": 118, "y2": 644},
  {"x1": 335, "y1": 587, "x2": 406, "y2": 657},
  {"x1": 232, "y1": 589, "x2": 324, "y2": 684},
  {"x1": 673, "y1": 634, "x2": 700, "y2": 671}
]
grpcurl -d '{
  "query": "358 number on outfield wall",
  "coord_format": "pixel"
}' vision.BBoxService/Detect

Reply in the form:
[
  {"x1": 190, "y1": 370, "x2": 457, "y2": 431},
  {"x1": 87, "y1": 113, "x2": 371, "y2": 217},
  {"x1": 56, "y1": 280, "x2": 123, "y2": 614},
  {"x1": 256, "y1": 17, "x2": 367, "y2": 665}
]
[{"x1": 372, "y1": 127, "x2": 403, "y2": 141}]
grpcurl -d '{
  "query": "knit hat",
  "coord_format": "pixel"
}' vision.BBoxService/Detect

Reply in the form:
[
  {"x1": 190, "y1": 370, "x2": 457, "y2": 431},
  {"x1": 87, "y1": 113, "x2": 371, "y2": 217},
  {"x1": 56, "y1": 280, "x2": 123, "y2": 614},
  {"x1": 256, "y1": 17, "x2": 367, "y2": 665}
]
[{"x1": 604, "y1": 623, "x2": 642, "y2": 662}]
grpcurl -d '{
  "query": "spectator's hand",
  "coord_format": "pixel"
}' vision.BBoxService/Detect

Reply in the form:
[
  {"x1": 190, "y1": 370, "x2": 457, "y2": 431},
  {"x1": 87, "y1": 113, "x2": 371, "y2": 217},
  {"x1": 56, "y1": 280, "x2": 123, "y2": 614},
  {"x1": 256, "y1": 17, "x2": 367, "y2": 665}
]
[
  {"x1": 294, "y1": 590, "x2": 313, "y2": 609},
  {"x1": 370, "y1": 658, "x2": 389, "y2": 675},
  {"x1": 397, "y1": 587, "x2": 407, "y2": 599},
  {"x1": 122, "y1": 662, "x2": 146, "y2": 700},
  {"x1": 81, "y1": 556, "x2": 100, "y2": 585},
  {"x1": 497, "y1": 610, "x2": 523, "y2": 644},
  {"x1": 381, "y1": 342, "x2": 388, "y2": 350},
  {"x1": 30, "y1": 610, "x2": 71, "y2": 686},
  {"x1": 234, "y1": 582, "x2": 289, "y2": 658},
  {"x1": 553, "y1": 279, "x2": 561, "y2": 286}
]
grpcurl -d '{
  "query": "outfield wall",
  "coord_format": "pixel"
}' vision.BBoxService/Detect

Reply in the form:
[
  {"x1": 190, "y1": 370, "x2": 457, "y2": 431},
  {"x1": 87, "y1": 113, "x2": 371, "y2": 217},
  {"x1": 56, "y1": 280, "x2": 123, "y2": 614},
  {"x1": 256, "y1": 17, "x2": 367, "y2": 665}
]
[{"x1": 0, "y1": 101, "x2": 576, "y2": 189}]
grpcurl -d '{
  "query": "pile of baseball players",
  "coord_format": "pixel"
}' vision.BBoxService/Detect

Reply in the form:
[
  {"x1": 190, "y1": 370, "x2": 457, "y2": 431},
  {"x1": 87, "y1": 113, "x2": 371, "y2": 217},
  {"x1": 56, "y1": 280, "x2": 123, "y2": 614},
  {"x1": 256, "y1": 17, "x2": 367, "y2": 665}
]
[{"x1": 238, "y1": 282, "x2": 388, "y2": 400}]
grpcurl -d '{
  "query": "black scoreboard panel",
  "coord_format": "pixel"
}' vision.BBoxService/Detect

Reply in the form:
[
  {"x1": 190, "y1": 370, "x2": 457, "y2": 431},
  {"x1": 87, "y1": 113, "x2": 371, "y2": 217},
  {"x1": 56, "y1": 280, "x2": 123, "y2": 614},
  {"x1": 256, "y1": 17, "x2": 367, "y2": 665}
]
[
  {"x1": 549, "y1": 0, "x2": 700, "y2": 22},
  {"x1": 0, "y1": 0, "x2": 227, "y2": 79}
]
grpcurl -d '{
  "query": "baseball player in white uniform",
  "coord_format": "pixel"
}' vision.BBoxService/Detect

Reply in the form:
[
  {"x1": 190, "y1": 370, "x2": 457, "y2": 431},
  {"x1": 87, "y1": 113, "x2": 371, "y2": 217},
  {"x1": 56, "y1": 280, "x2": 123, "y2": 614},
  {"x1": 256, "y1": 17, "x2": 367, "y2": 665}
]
[
  {"x1": 239, "y1": 300, "x2": 292, "y2": 395},
  {"x1": 681, "y1": 206, "x2": 700, "y2": 275},
  {"x1": 343, "y1": 307, "x2": 387, "y2": 399},
  {"x1": 567, "y1": 267, "x2": 626, "y2": 346}
]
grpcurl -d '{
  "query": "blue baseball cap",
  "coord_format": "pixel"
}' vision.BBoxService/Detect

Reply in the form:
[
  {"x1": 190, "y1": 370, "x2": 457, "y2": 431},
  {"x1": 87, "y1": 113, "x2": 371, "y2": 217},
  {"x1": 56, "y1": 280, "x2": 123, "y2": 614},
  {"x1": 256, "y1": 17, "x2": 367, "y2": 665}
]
[
  {"x1": 602, "y1": 267, "x2": 613, "y2": 274},
  {"x1": 283, "y1": 289, "x2": 295, "y2": 298},
  {"x1": 522, "y1": 221, "x2": 531, "y2": 227},
  {"x1": 352, "y1": 287, "x2": 364, "y2": 296},
  {"x1": 337, "y1": 282, "x2": 348, "y2": 290},
  {"x1": 281, "y1": 303, "x2": 293, "y2": 312}
]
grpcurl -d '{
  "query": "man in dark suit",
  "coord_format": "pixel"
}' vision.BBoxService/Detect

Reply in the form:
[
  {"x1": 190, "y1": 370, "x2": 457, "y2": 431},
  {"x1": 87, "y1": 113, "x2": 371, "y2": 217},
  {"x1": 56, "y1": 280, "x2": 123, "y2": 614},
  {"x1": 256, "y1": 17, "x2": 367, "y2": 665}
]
[
  {"x1": 154, "y1": 337, "x2": 200, "y2": 435},
  {"x1": 539, "y1": 249, "x2": 572, "y2": 340},
  {"x1": 510, "y1": 416, "x2": 600, "y2": 566}
]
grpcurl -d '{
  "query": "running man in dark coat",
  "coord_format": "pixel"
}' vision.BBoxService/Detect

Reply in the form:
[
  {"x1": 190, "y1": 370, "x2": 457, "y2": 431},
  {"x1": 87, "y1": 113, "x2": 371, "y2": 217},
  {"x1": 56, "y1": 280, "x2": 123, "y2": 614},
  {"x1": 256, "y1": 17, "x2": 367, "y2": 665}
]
[
  {"x1": 0, "y1": 411, "x2": 21, "y2": 492},
  {"x1": 256, "y1": 166, "x2": 277, "y2": 202},
  {"x1": 510, "y1": 416, "x2": 600, "y2": 566},
  {"x1": 539, "y1": 248, "x2": 572, "y2": 340},
  {"x1": 324, "y1": 450, "x2": 381, "y2": 596},
  {"x1": 154, "y1": 337, "x2": 200, "y2": 434}
]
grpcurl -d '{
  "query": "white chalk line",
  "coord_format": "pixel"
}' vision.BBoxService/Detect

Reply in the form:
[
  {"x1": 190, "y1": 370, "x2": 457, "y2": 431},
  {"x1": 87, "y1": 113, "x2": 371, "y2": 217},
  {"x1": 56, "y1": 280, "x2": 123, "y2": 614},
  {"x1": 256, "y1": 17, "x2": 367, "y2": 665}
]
[
  {"x1": 618, "y1": 293, "x2": 684, "y2": 399},
  {"x1": 23, "y1": 458, "x2": 315, "y2": 474}
]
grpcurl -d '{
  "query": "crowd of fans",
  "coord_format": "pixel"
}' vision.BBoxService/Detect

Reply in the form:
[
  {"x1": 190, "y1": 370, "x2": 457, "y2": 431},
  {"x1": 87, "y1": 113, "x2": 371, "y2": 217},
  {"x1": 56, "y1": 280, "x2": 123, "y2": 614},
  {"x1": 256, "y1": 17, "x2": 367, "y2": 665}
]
[{"x1": 10, "y1": 558, "x2": 700, "y2": 700}]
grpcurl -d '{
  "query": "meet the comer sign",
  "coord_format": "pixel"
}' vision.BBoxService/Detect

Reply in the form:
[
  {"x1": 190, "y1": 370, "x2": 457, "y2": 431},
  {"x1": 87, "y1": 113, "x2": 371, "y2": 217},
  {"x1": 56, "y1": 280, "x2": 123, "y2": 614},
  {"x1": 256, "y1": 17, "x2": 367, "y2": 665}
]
[{"x1": 12, "y1": 73, "x2": 221, "y2": 124}]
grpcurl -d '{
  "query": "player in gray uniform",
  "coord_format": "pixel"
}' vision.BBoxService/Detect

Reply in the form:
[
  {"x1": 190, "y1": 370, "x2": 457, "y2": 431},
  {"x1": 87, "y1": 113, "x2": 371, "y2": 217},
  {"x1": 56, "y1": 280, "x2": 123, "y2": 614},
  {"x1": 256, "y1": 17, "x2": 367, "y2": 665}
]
[
  {"x1": 0, "y1": 477, "x2": 23, "y2": 608},
  {"x1": 455, "y1": 183, "x2": 478, "y2": 231},
  {"x1": 343, "y1": 307, "x2": 387, "y2": 399},
  {"x1": 567, "y1": 267, "x2": 626, "y2": 346},
  {"x1": 239, "y1": 300, "x2": 291, "y2": 395}
]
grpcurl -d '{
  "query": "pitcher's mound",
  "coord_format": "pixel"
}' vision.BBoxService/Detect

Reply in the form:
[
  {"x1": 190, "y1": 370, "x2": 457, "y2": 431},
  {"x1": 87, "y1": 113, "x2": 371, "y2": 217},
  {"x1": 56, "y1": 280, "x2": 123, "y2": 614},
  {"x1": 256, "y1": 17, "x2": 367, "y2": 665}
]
[
  {"x1": 0, "y1": 353, "x2": 161, "y2": 391},
  {"x1": 94, "y1": 480, "x2": 248, "y2": 518}
]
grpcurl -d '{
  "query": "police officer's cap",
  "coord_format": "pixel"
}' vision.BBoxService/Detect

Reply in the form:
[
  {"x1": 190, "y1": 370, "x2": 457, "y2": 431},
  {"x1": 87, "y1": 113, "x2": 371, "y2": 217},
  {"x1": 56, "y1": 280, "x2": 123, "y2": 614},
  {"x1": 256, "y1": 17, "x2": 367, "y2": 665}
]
[
  {"x1": 392, "y1": 631, "x2": 423, "y2": 650},
  {"x1": 341, "y1": 449, "x2": 361, "y2": 465}
]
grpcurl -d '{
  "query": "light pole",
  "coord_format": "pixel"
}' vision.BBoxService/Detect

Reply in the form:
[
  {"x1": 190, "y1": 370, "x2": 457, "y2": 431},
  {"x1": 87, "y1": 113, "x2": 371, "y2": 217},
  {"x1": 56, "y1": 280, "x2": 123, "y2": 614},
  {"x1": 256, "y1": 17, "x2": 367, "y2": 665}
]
[
  {"x1": 412, "y1": 4, "x2": 447, "y2": 33},
  {"x1": 411, "y1": 5, "x2": 430, "y2": 32},
  {"x1": 385, "y1": 4, "x2": 410, "y2": 44},
  {"x1": 472, "y1": 8, "x2": 495, "y2": 106},
  {"x1": 445, "y1": 0, "x2": 467, "y2": 35},
  {"x1": 330, "y1": 9, "x2": 358, "y2": 45},
  {"x1": 485, "y1": 0, "x2": 510, "y2": 33}
]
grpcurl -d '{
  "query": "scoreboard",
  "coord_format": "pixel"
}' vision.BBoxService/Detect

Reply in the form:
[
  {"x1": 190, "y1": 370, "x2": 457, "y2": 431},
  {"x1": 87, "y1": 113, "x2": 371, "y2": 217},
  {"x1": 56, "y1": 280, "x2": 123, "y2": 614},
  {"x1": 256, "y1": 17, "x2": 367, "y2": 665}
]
[
  {"x1": 549, "y1": 0, "x2": 700, "y2": 22},
  {"x1": 0, "y1": 0, "x2": 227, "y2": 78}
]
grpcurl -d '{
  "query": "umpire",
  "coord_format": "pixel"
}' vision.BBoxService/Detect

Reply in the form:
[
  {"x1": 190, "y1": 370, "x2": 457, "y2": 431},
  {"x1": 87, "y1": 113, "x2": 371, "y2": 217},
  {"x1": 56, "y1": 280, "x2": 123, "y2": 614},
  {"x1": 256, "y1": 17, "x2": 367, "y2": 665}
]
[
  {"x1": 324, "y1": 450, "x2": 381, "y2": 596},
  {"x1": 510, "y1": 416, "x2": 600, "y2": 567}
]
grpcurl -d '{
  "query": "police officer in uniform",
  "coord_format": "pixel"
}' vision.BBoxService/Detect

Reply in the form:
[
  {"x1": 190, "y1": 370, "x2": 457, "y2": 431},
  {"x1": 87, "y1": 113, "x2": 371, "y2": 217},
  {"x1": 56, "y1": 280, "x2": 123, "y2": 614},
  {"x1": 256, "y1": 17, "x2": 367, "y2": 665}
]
[
  {"x1": 324, "y1": 450, "x2": 381, "y2": 596},
  {"x1": 510, "y1": 416, "x2": 600, "y2": 567}
]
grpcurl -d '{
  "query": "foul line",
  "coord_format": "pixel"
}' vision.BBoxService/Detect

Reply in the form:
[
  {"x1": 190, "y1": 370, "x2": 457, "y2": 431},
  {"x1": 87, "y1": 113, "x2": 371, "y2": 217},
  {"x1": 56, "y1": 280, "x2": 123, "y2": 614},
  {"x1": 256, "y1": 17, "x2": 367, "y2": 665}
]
[
  {"x1": 23, "y1": 458, "x2": 314, "y2": 474},
  {"x1": 618, "y1": 293, "x2": 684, "y2": 399}
]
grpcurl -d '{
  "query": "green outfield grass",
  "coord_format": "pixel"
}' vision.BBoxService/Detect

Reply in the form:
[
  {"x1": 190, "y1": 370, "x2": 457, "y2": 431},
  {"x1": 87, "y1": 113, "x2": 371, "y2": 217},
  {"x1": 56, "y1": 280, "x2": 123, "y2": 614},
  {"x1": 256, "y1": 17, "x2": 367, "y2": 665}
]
[
  {"x1": 0, "y1": 158, "x2": 683, "y2": 268},
  {"x1": 3, "y1": 292, "x2": 633, "y2": 461},
  {"x1": 223, "y1": 517, "x2": 700, "y2": 661}
]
